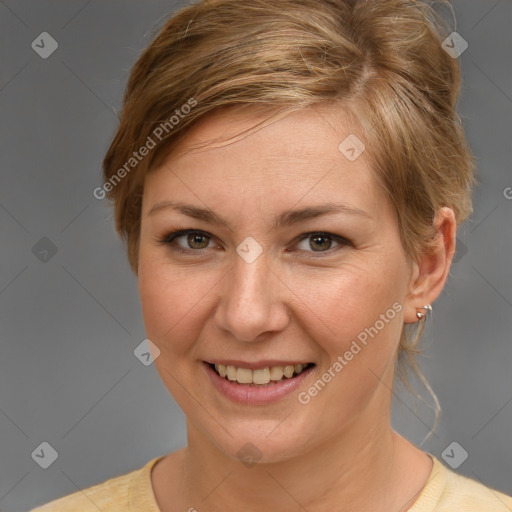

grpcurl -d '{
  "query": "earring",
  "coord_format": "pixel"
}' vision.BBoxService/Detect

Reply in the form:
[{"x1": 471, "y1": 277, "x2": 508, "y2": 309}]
[{"x1": 416, "y1": 304, "x2": 432, "y2": 320}]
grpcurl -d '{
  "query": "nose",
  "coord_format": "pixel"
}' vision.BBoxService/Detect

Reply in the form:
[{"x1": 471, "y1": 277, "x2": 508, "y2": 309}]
[{"x1": 214, "y1": 250, "x2": 290, "y2": 342}]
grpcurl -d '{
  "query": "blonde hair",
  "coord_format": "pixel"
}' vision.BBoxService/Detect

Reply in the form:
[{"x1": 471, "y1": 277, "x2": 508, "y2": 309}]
[{"x1": 102, "y1": 0, "x2": 476, "y2": 437}]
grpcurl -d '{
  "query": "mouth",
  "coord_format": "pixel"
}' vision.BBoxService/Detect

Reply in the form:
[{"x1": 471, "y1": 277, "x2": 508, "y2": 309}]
[{"x1": 207, "y1": 362, "x2": 316, "y2": 386}]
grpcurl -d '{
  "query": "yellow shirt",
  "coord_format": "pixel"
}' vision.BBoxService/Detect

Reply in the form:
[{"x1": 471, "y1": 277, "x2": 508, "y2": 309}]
[{"x1": 31, "y1": 454, "x2": 512, "y2": 511}]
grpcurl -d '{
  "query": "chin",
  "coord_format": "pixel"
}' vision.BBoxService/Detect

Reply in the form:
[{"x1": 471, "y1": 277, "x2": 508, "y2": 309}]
[{"x1": 202, "y1": 415, "x2": 321, "y2": 465}]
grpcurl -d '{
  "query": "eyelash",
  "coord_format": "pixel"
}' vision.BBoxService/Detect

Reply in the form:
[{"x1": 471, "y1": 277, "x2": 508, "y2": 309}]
[{"x1": 157, "y1": 228, "x2": 352, "y2": 257}]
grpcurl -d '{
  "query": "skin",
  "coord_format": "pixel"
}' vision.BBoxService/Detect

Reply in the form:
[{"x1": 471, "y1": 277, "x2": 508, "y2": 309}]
[{"x1": 137, "y1": 105, "x2": 456, "y2": 511}]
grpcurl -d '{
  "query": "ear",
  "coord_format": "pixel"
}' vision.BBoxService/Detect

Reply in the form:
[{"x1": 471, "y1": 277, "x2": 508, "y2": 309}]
[{"x1": 403, "y1": 207, "x2": 457, "y2": 324}]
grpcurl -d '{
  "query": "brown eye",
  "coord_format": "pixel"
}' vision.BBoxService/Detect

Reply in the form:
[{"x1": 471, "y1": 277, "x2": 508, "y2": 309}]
[
  {"x1": 295, "y1": 232, "x2": 350, "y2": 256},
  {"x1": 186, "y1": 233, "x2": 210, "y2": 249},
  {"x1": 159, "y1": 229, "x2": 214, "y2": 253},
  {"x1": 309, "y1": 234, "x2": 333, "y2": 251}
]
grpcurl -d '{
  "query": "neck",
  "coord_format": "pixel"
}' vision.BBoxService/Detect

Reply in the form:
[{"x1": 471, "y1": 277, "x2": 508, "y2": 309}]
[{"x1": 177, "y1": 404, "x2": 424, "y2": 511}]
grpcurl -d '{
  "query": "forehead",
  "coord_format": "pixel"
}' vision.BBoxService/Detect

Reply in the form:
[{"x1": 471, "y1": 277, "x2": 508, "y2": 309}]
[
  {"x1": 143, "y1": 105, "x2": 389, "y2": 220},
  {"x1": 169, "y1": 104, "x2": 360, "y2": 165}
]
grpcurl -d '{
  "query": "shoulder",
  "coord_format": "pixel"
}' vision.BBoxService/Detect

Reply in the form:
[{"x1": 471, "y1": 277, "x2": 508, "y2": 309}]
[
  {"x1": 410, "y1": 455, "x2": 512, "y2": 511},
  {"x1": 440, "y1": 464, "x2": 512, "y2": 510},
  {"x1": 30, "y1": 471, "x2": 133, "y2": 512},
  {"x1": 30, "y1": 456, "x2": 164, "y2": 512}
]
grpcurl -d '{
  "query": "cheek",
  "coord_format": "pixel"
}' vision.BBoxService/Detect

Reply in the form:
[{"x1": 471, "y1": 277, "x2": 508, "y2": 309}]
[
  {"x1": 312, "y1": 261, "x2": 406, "y2": 399},
  {"x1": 298, "y1": 259, "x2": 406, "y2": 412},
  {"x1": 137, "y1": 252, "x2": 208, "y2": 356},
  {"x1": 301, "y1": 257, "x2": 406, "y2": 348}
]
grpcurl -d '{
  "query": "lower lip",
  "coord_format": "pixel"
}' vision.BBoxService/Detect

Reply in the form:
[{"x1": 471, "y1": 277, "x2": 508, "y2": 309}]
[{"x1": 203, "y1": 362, "x2": 315, "y2": 405}]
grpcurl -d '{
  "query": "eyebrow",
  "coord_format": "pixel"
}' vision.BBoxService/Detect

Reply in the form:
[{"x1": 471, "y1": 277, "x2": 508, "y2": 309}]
[{"x1": 148, "y1": 200, "x2": 371, "y2": 229}]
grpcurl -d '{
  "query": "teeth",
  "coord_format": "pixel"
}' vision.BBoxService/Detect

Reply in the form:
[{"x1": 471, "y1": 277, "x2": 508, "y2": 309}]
[
  {"x1": 269, "y1": 366, "x2": 284, "y2": 381},
  {"x1": 236, "y1": 367, "x2": 253, "y2": 384},
  {"x1": 226, "y1": 365, "x2": 237, "y2": 381},
  {"x1": 283, "y1": 365, "x2": 295, "y2": 378},
  {"x1": 213, "y1": 363, "x2": 310, "y2": 385},
  {"x1": 253, "y1": 368, "x2": 270, "y2": 385}
]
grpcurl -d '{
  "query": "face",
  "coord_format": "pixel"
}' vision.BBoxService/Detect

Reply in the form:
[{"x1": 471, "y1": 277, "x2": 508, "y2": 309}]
[{"x1": 137, "y1": 105, "x2": 415, "y2": 463}]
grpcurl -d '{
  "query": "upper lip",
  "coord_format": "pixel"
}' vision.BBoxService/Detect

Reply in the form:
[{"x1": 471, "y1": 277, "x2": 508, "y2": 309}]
[{"x1": 204, "y1": 359, "x2": 314, "y2": 370}]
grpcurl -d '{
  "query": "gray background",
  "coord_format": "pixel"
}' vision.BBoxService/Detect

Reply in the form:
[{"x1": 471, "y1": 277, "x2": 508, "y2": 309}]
[{"x1": 0, "y1": 1, "x2": 511, "y2": 510}]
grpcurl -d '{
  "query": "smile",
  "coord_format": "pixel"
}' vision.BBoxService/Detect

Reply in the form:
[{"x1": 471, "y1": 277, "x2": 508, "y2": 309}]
[
  {"x1": 210, "y1": 362, "x2": 315, "y2": 385},
  {"x1": 203, "y1": 360, "x2": 316, "y2": 405}
]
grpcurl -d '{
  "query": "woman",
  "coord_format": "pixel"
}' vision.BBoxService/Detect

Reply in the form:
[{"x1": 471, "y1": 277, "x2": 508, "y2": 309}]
[{"x1": 32, "y1": 0, "x2": 512, "y2": 510}]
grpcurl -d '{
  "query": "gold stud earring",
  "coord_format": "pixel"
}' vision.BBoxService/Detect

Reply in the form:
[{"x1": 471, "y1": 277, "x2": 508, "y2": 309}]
[{"x1": 416, "y1": 304, "x2": 432, "y2": 320}]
